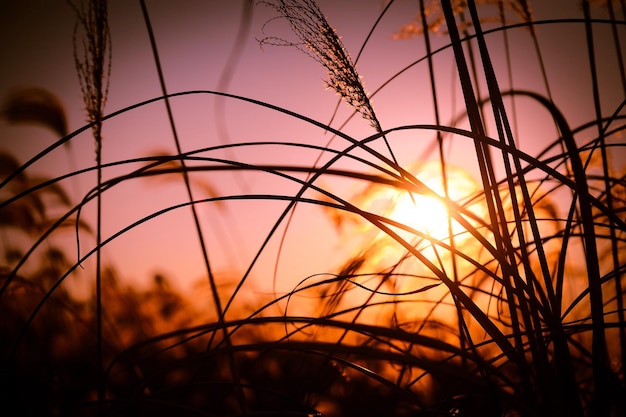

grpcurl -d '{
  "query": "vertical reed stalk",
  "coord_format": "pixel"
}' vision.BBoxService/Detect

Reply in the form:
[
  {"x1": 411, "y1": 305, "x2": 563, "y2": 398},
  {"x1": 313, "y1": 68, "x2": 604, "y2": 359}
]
[
  {"x1": 69, "y1": 0, "x2": 111, "y2": 413},
  {"x1": 418, "y1": 0, "x2": 472, "y2": 371},
  {"x1": 581, "y1": 1, "x2": 611, "y2": 414},
  {"x1": 440, "y1": 0, "x2": 542, "y2": 408}
]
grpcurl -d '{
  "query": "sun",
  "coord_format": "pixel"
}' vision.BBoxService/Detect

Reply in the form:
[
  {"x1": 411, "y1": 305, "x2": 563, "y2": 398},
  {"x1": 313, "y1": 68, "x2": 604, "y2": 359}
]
[
  {"x1": 337, "y1": 161, "x2": 484, "y2": 268},
  {"x1": 385, "y1": 161, "x2": 482, "y2": 242},
  {"x1": 391, "y1": 192, "x2": 450, "y2": 239}
]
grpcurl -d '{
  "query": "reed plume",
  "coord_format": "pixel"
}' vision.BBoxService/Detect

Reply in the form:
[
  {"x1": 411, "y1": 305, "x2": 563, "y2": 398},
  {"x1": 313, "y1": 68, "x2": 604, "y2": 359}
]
[
  {"x1": 392, "y1": 0, "x2": 535, "y2": 39},
  {"x1": 70, "y1": 0, "x2": 111, "y2": 143},
  {"x1": 259, "y1": 0, "x2": 379, "y2": 128}
]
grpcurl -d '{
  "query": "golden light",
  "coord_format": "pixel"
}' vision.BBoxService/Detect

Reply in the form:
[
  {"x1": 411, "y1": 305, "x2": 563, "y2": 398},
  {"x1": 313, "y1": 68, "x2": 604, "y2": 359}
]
[
  {"x1": 332, "y1": 161, "x2": 487, "y2": 326},
  {"x1": 391, "y1": 191, "x2": 450, "y2": 239},
  {"x1": 385, "y1": 161, "x2": 482, "y2": 243}
]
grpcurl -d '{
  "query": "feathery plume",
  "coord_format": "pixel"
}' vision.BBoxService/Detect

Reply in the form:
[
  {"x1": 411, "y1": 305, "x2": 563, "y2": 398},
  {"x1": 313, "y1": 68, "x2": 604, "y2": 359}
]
[
  {"x1": 258, "y1": 0, "x2": 381, "y2": 131},
  {"x1": 69, "y1": 0, "x2": 111, "y2": 144},
  {"x1": 392, "y1": 0, "x2": 536, "y2": 39}
]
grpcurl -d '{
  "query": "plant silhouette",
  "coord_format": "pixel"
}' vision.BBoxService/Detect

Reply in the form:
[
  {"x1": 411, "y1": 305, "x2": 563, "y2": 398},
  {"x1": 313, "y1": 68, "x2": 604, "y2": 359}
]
[{"x1": 1, "y1": 1, "x2": 625, "y2": 416}]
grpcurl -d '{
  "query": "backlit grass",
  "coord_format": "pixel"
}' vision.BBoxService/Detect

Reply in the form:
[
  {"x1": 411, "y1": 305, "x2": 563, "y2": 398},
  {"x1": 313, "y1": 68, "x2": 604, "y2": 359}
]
[{"x1": 1, "y1": 1, "x2": 625, "y2": 416}]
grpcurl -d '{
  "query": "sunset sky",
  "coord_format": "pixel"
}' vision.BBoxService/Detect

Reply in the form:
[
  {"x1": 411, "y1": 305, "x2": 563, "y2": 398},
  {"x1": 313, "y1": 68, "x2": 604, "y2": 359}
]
[{"x1": 1, "y1": 0, "x2": 624, "y2": 298}]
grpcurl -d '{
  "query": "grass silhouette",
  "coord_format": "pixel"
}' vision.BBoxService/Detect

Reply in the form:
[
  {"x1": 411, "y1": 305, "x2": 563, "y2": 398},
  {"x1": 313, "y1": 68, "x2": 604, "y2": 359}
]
[{"x1": 1, "y1": 0, "x2": 625, "y2": 416}]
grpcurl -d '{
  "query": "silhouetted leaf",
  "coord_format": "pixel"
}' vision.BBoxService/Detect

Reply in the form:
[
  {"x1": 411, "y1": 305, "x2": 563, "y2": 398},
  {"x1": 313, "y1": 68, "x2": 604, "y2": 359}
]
[{"x1": 0, "y1": 87, "x2": 68, "y2": 137}]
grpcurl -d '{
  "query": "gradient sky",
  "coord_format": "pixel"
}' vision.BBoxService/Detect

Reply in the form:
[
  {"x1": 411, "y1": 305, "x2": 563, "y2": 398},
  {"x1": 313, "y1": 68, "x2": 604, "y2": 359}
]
[{"x1": 1, "y1": 0, "x2": 624, "y2": 298}]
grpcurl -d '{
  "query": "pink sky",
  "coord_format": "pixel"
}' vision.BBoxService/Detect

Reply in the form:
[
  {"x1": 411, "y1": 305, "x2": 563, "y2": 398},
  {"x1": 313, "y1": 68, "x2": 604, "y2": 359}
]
[{"x1": 1, "y1": 0, "x2": 624, "y2": 298}]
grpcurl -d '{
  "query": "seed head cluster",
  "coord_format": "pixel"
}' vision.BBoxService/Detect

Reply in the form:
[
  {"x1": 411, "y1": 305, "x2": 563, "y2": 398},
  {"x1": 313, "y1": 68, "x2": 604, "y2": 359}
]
[
  {"x1": 258, "y1": 0, "x2": 380, "y2": 131},
  {"x1": 393, "y1": 0, "x2": 536, "y2": 39},
  {"x1": 69, "y1": 0, "x2": 111, "y2": 143}
]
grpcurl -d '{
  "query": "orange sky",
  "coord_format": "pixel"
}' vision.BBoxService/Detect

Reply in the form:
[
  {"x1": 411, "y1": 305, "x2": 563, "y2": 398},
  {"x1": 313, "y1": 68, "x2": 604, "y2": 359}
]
[{"x1": 1, "y1": 0, "x2": 624, "y2": 297}]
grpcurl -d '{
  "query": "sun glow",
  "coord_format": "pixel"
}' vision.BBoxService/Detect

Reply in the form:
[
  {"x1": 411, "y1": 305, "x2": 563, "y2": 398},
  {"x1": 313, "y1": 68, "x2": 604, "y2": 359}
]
[
  {"x1": 385, "y1": 161, "x2": 482, "y2": 242},
  {"x1": 392, "y1": 192, "x2": 451, "y2": 239}
]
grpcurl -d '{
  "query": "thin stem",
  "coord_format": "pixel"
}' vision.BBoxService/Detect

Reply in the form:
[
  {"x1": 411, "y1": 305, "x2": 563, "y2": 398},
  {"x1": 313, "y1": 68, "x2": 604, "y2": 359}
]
[{"x1": 137, "y1": 1, "x2": 246, "y2": 413}]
